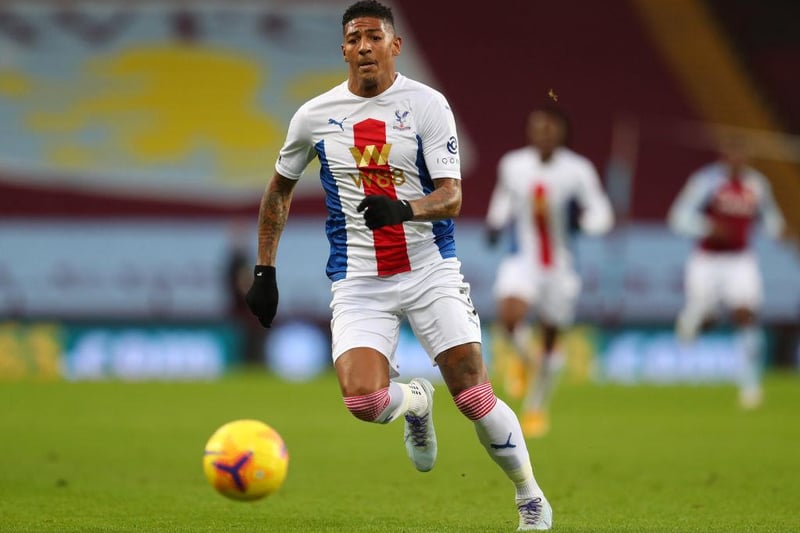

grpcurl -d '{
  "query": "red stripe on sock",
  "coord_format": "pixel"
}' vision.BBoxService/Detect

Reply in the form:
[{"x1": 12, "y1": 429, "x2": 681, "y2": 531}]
[
  {"x1": 343, "y1": 388, "x2": 391, "y2": 422},
  {"x1": 453, "y1": 382, "x2": 498, "y2": 421}
]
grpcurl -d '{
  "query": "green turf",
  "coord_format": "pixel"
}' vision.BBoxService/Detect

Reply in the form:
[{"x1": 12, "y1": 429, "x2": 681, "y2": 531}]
[{"x1": 1, "y1": 370, "x2": 798, "y2": 532}]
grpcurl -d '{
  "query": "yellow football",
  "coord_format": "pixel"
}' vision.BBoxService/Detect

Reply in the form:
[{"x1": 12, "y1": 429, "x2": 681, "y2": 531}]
[{"x1": 202, "y1": 419, "x2": 289, "y2": 501}]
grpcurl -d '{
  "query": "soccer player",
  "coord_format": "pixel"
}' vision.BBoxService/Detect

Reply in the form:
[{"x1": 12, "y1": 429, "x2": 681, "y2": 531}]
[
  {"x1": 485, "y1": 105, "x2": 614, "y2": 438},
  {"x1": 668, "y1": 135, "x2": 787, "y2": 409},
  {"x1": 244, "y1": 2, "x2": 552, "y2": 530}
]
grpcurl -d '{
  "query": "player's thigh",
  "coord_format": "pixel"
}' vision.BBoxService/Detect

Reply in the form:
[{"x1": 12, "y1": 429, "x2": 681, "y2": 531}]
[
  {"x1": 335, "y1": 347, "x2": 392, "y2": 397},
  {"x1": 330, "y1": 277, "x2": 402, "y2": 379},
  {"x1": 683, "y1": 252, "x2": 720, "y2": 312},
  {"x1": 404, "y1": 260, "x2": 482, "y2": 365},
  {"x1": 721, "y1": 254, "x2": 762, "y2": 311},
  {"x1": 497, "y1": 295, "x2": 529, "y2": 327}
]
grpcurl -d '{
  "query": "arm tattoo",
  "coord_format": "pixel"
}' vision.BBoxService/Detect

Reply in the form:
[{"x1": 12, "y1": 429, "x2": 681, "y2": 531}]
[
  {"x1": 256, "y1": 179, "x2": 293, "y2": 265},
  {"x1": 410, "y1": 178, "x2": 462, "y2": 221}
]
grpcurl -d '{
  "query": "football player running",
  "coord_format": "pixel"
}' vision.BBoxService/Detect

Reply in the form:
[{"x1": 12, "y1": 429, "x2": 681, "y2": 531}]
[
  {"x1": 245, "y1": 1, "x2": 552, "y2": 530},
  {"x1": 668, "y1": 135, "x2": 788, "y2": 409},
  {"x1": 486, "y1": 105, "x2": 614, "y2": 437}
]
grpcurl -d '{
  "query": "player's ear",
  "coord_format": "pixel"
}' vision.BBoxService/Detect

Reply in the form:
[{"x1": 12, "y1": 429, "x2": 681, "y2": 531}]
[
  {"x1": 392, "y1": 35, "x2": 402, "y2": 56},
  {"x1": 342, "y1": 44, "x2": 348, "y2": 61}
]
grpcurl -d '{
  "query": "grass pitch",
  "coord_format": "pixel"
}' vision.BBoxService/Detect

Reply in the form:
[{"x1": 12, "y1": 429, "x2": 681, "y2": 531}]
[{"x1": 1, "y1": 370, "x2": 798, "y2": 532}]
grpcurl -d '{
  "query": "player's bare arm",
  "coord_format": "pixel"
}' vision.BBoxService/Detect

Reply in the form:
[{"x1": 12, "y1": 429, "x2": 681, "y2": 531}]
[
  {"x1": 357, "y1": 178, "x2": 461, "y2": 230},
  {"x1": 407, "y1": 178, "x2": 461, "y2": 220},
  {"x1": 246, "y1": 171, "x2": 293, "y2": 328},
  {"x1": 256, "y1": 172, "x2": 297, "y2": 265}
]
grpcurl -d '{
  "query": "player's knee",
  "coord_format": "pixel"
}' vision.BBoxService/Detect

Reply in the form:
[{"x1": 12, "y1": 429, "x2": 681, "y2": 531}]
[
  {"x1": 453, "y1": 382, "x2": 497, "y2": 421},
  {"x1": 731, "y1": 307, "x2": 756, "y2": 326},
  {"x1": 500, "y1": 319, "x2": 517, "y2": 336},
  {"x1": 342, "y1": 387, "x2": 390, "y2": 422}
]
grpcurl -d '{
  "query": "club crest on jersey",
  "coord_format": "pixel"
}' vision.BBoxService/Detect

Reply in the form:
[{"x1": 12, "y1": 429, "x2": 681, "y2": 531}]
[{"x1": 393, "y1": 110, "x2": 411, "y2": 130}]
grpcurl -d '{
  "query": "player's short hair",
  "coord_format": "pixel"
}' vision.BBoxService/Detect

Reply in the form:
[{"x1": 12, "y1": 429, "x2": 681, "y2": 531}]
[
  {"x1": 342, "y1": 1, "x2": 395, "y2": 32},
  {"x1": 534, "y1": 103, "x2": 572, "y2": 146}
]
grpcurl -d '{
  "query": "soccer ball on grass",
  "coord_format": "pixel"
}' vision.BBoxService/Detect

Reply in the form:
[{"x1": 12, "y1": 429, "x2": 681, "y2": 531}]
[{"x1": 203, "y1": 419, "x2": 289, "y2": 501}]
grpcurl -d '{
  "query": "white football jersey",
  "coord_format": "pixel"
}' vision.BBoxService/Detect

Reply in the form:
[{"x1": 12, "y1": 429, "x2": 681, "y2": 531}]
[
  {"x1": 667, "y1": 162, "x2": 785, "y2": 251},
  {"x1": 276, "y1": 74, "x2": 461, "y2": 281},
  {"x1": 486, "y1": 146, "x2": 613, "y2": 270}
]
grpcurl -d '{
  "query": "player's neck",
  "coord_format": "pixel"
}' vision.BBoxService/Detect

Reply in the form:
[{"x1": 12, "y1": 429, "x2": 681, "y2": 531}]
[
  {"x1": 727, "y1": 162, "x2": 744, "y2": 180},
  {"x1": 539, "y1": 149, "x2": 554, "y2": 163},
  {"x1": 349, "y1": 71, "x2": 398, "y2": 98}
]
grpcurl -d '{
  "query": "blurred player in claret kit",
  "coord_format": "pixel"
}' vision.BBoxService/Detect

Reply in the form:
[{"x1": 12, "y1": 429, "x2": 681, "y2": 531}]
[
  {"x1": 668, "y1": 135, "x2": 788, "y2": 410},
  {"x1": 244, "y1": 1, "x2": 552, "y2": 529},
  {"x1": 485, "y1": 104, "x2": 614, "y2": 438}
]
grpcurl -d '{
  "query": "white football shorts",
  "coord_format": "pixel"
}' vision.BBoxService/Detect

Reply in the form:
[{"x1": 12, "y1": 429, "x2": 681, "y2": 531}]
[
  {"x1": 329, "y1": 258, "x2": 482, "y2": 378},
  {"x1": 492, "y1": 254, "x2": 581, "y2": 327},
  {"x1": 683, "y1": 249, "x2": 763, "y2": 315}
]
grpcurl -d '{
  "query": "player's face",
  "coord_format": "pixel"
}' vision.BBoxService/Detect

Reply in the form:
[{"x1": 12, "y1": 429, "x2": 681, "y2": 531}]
[
  {"x1": 342, "y1": 17, "x2": 401, "y2": 96},
  {"x1": 719, "y1": 136, "x2": 748, "y2": 172},
  {"x1": 528, "y1": 111, "x2": 565, "y2": 155}
]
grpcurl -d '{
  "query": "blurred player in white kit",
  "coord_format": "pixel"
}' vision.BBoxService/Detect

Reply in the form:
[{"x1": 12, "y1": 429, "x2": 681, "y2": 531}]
[
  {"x1": 485, "y1": 105, "x2": 614, "y2": 437},
  {"x1": 668, "y1": 135, "x2": 788, "y2": 409}
]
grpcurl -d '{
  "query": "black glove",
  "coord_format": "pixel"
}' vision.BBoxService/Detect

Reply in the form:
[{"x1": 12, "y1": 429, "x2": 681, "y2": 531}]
[
  {"x1": 356, "y1": 195, "x2": 414, "y2": 230},
  {"x1": 566, "y1": 197, "x2": 583, "y2": 236},
  {"x1": 486, "y1": 227, "x2": 502, "y2": 248},
  {"x1": 245, "y1": 265, "x2": 278, "y2": 328}
]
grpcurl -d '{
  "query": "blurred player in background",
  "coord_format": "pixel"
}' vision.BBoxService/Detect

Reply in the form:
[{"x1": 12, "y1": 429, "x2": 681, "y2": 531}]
[
  {"x1": 486, "y1": 105, "x2": 614, "y2": 438},
  {"x1": 244, "y1": 1, "x2": 552, "y2": 529},
  {"x1": 668, "y1": 135, "x2": 788, "y2": 409},
  {"x1": 226, "y1": 218, "x2": 265, "y2": 365}
]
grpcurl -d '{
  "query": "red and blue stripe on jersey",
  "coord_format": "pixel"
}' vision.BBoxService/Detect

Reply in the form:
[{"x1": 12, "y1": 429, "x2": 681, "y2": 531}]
[
  {"x1": 353, "y1": 119, "x2": 412, "y2": 276},
  {"x1": 317, "y1": 118, "x2": 456, "y2": 281}
]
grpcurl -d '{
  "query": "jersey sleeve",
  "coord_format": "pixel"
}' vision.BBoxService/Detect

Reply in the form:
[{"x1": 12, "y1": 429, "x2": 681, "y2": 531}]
[
  {"x1": 575, "y1": 159, "x2": 614, "y2": 235},
  {"x1": 667, "y1": 171, "x2": 713, "y2": 238},
  {"x1": 417, "y1": 92, "x2": 461, "y2": 180},
  {"x1": 275, "y1": 105, "x2": 316, "y2": 180},
  {"x1": 754, "y1": 171, "x2": 786, "y2": 239},
  {"x1": 485, "y1": 155, "x2": 514, "y2": 230}
]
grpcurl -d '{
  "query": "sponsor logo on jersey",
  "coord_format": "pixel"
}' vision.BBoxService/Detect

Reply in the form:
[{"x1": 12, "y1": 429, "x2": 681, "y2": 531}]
[
  {"x1": 328, "y1": 117, "x2": 347, "y2": 131},
  {"x1": 532, "y1": 183, "x2": 549, "y2": 214},
  {"x1": 436, "y1": 156, "x2": 459, "y2": 166},
  {"x1": 347, "y1": 168, "x2": 406, "y2": 188},
  {"x1": 348, "y1": 142, "x2": 406, "y2": 189},
  {"x1": 446, "y1": 136, "x2": 458, "y2": 155},
  {"x1": 711, "y1": 187, "x2": 757, "y2": 217},
  {"x1": 349, "y1": 143, "x2": 391, "y2": 167}
]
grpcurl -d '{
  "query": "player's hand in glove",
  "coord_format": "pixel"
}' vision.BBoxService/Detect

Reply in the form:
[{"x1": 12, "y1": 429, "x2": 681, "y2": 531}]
[
  {"x1": 357, "y1": 195, "x2": 414, "y2": 230},
  {"x1": 245, "y1": 265, "x2": 278, "y2": 328},
  {"x1": 486, "y1": 227, "x2": 502, "y2": 248}
]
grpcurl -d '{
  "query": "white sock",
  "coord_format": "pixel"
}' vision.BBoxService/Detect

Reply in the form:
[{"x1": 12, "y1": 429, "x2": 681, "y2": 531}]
[
  {"x1": 523, "y1": 351, "x2": 565, "y2": 412},
  {"x1": 737, "y1": 326, "x2": 763, "y2": 393},
  {"x1": 473, "y1": 397, "x2": 542, "y2": 500},
  {"x1": 676, "y1": 307, "x2": 702, "y2": 343},
  {"x1": 375, "y1": 382, "x2": 426, "y2": 423},
  {"x1": 511, "y1": 323, "x2": 533, "y2": 361}
]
